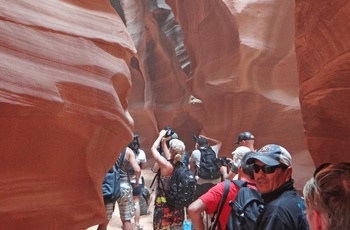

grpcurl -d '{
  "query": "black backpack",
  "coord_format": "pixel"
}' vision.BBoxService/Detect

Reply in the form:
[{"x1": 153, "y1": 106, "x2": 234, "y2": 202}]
[
  {"x1": 211, "y1": 180, "x2": 265, "y2": 230},
  {"x1": 167, "y1": 161, "x2": 197, "y2": 209},
  {"x1": 198, "y1": 147, "x2": 221, "y2": 180},
  {"x1": 150, "y1": 161, "x2": 196, "y2": 209}
]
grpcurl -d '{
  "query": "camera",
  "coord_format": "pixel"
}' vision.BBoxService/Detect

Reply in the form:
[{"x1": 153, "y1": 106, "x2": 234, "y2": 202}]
[
  {"x1": 220, "y1": 157, "x2": 231, "y2": 167},
  {"x1": 164, "y1": 126, "x2": 174, "y2": 137},
  {"x1": 192, "y1": 135, "x2": 199, "y2": 143}
]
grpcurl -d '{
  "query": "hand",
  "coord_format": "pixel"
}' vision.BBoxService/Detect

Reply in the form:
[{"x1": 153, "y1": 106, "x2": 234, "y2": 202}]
[
  {"x1": 134, "y1": 181, "x2": 139, "y2": 188},
  {"x1": 220, "y1": 166, "x2": 227, "y2": 174},
  {"x1": 159, "y1": 130, "x2": 167, "y2": 137},
  {"x1": 162, "y1": 135, "x2": 171, "y2": 142}
]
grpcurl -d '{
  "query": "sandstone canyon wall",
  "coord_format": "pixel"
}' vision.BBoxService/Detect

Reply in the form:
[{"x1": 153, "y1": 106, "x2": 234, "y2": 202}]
[
  {"x1": 0, "y1": 0, "x2": 136, "y2": 229},
  {"x1": 123, "y1": 0, "x2": 314, "y2": 190},
  {"x1": 1, "y1": 0, "x2": 349, "y2": 229},
  {"x1": 295, "y1": 0, "x2": 350, "y2": 166}
]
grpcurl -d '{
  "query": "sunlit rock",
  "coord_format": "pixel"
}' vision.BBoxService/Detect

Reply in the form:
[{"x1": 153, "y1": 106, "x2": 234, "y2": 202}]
[{"x1": 0, "y1": 0, "x2": 136, "y2": 229}]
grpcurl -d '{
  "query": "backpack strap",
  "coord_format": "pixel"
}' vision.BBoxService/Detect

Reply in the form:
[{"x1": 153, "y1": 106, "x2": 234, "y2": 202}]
[
  {"x1": 149, "y1": 159, "x2": 175, "y2": 190},
  {"x1": 211, "y1": 179, "x2": 230, "y2": 230},
  {"x1": 232, "y1": 180, "x2": 248, "y2": 188},
  {"x1": 116, "y1": 148, "x2": 127, "y2": 169},
  {"x1": 150, "y1": 169, "x2": 160, "y2": 190}
]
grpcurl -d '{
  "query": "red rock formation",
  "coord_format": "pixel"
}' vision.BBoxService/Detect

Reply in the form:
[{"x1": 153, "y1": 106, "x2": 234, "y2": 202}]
[
  {"x1": 0, "y1": 0, "x2": 135, "y2": 229},
  {"x1": 295, "y1": 0, "x2": 350, "y2": 167},
  {"x1": 124, "y1": 0, "x2": 314, "y2": 191},
  {"x1": 2, "y1": 0, "x2": 349, "y2": 228}
]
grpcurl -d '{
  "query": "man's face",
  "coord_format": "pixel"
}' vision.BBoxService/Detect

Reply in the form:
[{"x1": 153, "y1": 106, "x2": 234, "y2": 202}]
[{"x1": 253, "y1": 160, "x2": 291, "y2": 194}]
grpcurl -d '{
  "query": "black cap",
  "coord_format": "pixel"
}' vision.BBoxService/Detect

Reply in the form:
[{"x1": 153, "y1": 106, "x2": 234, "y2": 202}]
[{"x1": 235, "y1": 132, "x2": 254, "y2": 144}]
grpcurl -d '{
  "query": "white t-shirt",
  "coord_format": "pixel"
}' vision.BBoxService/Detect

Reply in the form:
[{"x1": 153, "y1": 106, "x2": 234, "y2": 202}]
[
  {"x1": 130, "y1": 149, "x2": 147, "y2": 184},
  {"x1": 190, "y1": 145, "x2": 221, "y2": 185}
]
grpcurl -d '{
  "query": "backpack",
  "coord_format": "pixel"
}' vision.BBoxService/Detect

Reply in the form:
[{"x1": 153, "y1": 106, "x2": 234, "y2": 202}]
[
  {"x1": 151, "y1": 161, "x2": 197, "y2": 209},
  {"x1": 167, "y1": 161, "x2": 197, "y2": 209},
  {"x1": 102, "y1": 148, "x2": 126, "y2": 203},
  {"x1": 198, "y1": 147, "x2": 221, "y2": 180},
  {"x1": 211, "y1": 180, "x2": 265, "y2": 230}
]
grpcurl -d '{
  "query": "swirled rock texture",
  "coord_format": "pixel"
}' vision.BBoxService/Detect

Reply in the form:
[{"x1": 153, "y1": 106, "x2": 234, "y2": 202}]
[
  {"x1": 123, "y1": 0, "x2": 314, "y2": 190},
  {"x1": 1, "y1": 0, "x2": 349, "y2": 229},
  {"x1": 295, "y1": 0, "x2": 350, "y2": 166},
  {"x1": 0, "y1": 0, "x2": 135, "y2": 229}
]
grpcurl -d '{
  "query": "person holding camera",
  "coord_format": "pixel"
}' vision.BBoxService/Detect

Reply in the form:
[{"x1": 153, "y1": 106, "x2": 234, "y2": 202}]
[
  {"x1": 151, "y1": 129, "x2": 187, "y2": 229},
  {"x1": 189, "y1": 135, "x2": 222, "y2": 200},
  {"x1": 221, "y1": 146, "x2": 251, "y2": 180},
  {"x1": 151, "y1": 127, "x2": 181, "y2": 172}
]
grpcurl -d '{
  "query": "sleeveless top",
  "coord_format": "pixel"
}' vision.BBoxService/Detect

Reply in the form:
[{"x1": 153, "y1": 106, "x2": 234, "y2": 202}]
[
  {"x1": 117, "y1": 150, "x2": 131, "y2": 183},
  {"x1": 158, "y1": 174, "x2": 172, "y2": 192}
]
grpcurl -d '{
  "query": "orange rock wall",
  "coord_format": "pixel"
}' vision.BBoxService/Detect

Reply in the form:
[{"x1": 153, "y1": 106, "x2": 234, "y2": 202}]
[
  {"x1": 0, "y1": 0, "x2": 135, "y2": 229},
  {"x1": 125, "y1": 0, "x2": 314, "y2": 190},
  {"x1": 295, "y1": 0, "x2": 350, "y2": 166},
  {"x1": 1, "y1": 0, "x2": 350, "y2": 228}
]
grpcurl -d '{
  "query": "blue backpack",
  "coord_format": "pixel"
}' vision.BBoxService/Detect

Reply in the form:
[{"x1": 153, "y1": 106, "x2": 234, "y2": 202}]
[{"x1": 102, "y1": 148, "x2": 126, "y2": 203}]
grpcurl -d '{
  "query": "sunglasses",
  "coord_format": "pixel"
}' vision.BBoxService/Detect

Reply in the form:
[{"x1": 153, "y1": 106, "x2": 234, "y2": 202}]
[{"x1": 253, "y1": 164, "x2": 286, "y2": 174}]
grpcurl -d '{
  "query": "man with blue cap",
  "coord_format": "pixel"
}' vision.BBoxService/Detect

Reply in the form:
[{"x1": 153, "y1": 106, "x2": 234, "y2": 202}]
[{"x1": 245, "y1": 144, "x2": 309, "y2": 230}]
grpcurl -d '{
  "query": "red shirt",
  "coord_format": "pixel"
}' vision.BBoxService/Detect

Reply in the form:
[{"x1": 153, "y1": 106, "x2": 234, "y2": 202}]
[{"x1": 200, "y1": 180, "x2": 256, "y2": 229}]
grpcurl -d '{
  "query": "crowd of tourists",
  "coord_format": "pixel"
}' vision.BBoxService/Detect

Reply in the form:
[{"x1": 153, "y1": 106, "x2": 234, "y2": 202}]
[{"x1": 99, "y1": 129, "x2": 350, "y2": 230}]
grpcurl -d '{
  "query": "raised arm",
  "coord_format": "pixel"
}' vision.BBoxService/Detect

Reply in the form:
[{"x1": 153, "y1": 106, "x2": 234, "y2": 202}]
[
  {"x1": 151, "y1": 130, "x2": 172, "y2": 175},
  {"x1": 161, "y1": 136, "x2": 172, "y2": 160},
  {"x1": 200, "y1": 135, "x2": 222, "y2": 150}
]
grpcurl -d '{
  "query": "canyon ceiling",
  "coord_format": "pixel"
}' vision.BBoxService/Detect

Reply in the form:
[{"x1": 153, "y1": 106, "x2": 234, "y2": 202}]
[{"x1": 0, "y1": 0, "x2": 349, "y2": 229}]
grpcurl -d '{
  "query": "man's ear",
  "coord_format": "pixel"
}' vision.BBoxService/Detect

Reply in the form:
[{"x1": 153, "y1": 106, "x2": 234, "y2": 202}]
[{"x1": 284, "y1": 167, "x2": 293, "y2": 182}]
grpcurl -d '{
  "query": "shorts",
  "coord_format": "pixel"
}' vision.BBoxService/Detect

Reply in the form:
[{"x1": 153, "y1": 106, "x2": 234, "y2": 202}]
[
  {"x1": 131, "y1": 183, "x2": 143, "y2": 196},
  {"x1": 105, "y1": 202, "x2": 115, "y2": 220},
  {"x1": 117, "y1": 183, "x2": 135, "y2": 220},
  {"x1": 194, "y1": 183, "x2": 216, "y2": 200}
]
